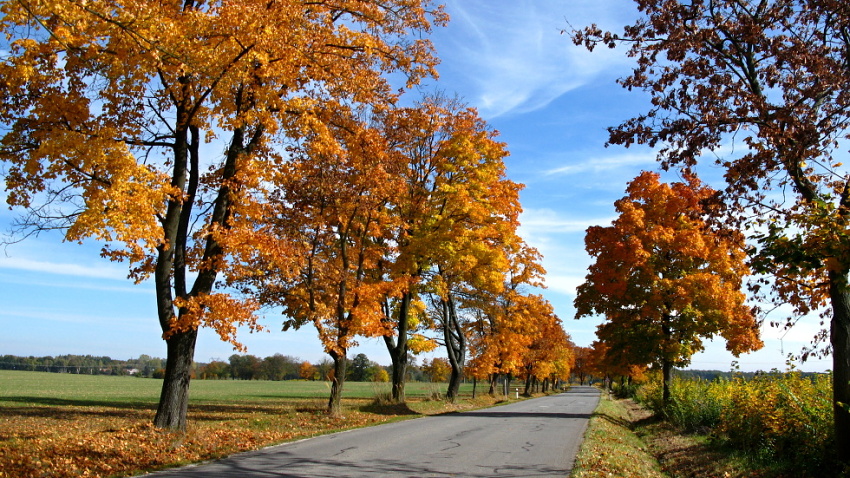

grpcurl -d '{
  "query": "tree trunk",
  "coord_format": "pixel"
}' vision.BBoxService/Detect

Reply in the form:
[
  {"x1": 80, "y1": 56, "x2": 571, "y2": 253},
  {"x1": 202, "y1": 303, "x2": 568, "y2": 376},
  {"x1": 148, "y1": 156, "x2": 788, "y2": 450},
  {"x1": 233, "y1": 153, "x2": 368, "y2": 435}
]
[
  {"x1": 472, "y1": 377, "x2": 477, "y2": 399},
  {"x1": 662, "y1": 357, "x2": 673, "y2": 407},
  {"x1": 523, "y1": 372, "x2": 532, "y2": 396},
  {"x1": 384, "y1": 291, "x2": 412, "y2": 403},
  {"x1": 328, "y1": 351, "x2": 347, "y2": 416},
  {"x1": 829, "y1": 270, "x2": 850, "y2": 464},
  {"x1": 442, "y1": 295, "x2": 465, "y2": 403},
  {"x1": 488, "y1": 374, "x2": 497, "y2": 396},
  {"x1": 153, "y1": 328, "x2": 198, "y2": 430},
  {"x1": 661, "y1": 318, "x2": 673, "y2": 407}
]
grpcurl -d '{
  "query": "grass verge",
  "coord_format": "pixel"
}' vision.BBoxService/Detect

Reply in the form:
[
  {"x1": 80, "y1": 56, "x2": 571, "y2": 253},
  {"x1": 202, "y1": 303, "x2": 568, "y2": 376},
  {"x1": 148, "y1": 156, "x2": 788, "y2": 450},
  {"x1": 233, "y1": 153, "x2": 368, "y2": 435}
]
[
  {"x1": 571, "y1": 390, "x2": 665, "y2": 478},
  {"x1": 572, "y1": 389, "x2": 766, "y2": 478}
]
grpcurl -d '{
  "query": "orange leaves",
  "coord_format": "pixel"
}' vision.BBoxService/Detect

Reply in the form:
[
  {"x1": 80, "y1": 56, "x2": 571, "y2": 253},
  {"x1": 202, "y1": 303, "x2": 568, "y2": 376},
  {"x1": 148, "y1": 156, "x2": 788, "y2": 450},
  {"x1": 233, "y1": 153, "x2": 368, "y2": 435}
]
[
  {"x1": 170, "y1": 294, "x2": 263, "y2": 351},
  {"x1": 576, "y1": 171, "x2": 761, "y2": 372}
]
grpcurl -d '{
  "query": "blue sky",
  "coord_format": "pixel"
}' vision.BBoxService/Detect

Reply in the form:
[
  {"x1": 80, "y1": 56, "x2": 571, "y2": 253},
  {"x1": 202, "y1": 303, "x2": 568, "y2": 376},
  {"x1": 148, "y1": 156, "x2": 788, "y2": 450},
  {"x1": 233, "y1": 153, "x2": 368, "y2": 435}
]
[{"x1": 0, "y1": 0, "x2": 832, "y2": 372}]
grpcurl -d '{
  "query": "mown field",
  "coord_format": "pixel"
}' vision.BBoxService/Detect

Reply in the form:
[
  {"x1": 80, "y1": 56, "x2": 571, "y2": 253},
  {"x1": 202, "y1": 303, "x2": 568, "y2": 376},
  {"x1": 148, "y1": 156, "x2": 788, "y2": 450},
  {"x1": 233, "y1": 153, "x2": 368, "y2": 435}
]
[{"x1": 0, "y1": 370, "x2": 502, "y2": 478}]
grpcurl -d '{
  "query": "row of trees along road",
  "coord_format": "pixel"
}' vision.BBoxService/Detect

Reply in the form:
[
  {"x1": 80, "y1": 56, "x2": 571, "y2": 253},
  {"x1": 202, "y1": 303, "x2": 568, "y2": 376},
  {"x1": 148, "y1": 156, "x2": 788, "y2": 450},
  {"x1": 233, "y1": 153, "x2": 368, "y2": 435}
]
[
  {"x1": 571, "y1": 0, "x2": 850, "y2": 466},
  {"x1": 0, "y1": 0, "x2": 574, "y2": 427}
]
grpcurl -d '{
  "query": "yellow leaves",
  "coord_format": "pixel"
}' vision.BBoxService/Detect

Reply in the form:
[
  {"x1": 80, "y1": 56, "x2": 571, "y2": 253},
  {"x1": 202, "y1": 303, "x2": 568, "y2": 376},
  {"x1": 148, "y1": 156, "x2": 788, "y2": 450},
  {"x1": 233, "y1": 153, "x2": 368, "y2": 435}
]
[
  {"x1": 408, "y1": 333, "x2": 438, "y2": 353},
  {"x1": 168, "y1": 294, "x2": 262, "y2": 351}
]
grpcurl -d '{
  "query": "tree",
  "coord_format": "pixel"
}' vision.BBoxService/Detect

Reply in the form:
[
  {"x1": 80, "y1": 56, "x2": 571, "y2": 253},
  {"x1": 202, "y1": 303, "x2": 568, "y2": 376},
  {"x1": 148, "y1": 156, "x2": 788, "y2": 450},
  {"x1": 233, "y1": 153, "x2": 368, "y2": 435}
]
[
  {"x1": 200, "y1": 360, "x2": 230, "y2": 380},
  {"x1": 375, "y1": 95, "x2": 522, "y2": 404},
  {"x1": 299, "y1": 361, "x2": 317, "y2": 381},
  {"x1": 372, "y1": 368, "x2": 391, "y2": 382},
  {"x1": 0, "y1": 0, "x2": 445, "y2": 429},
  {"x1": 243, "y1": 105, "x2": 406, "y2": 414},
  {"x1": 315, "y1": 358, "x2": 334, "y2": 382},
  {"x1": 572, "y1": 346, "x2": 592, "y2": 385},
  {"x1": 520, "y1": 313, "x2": 574, "y2": 394},
  {"x1": 465, "y1": 244, "x2": 548, "y2": 396},
  {"x1": 574, "y1": 172, "x2": 762, "y2": 404},
  {"x1": 229, "y1": 354, "x2": 261, "y2": 380},
  {"x1": 261, "y1": 354, "x2": 298, "y2": 381},
  {"x1": 572, "y1": 0, "x2": 850, "y2": 457},
  {"x1": 421, "y1": 357, "x2": 452, "y2": 382},
  {"x1": 348, "y1": 353, "x2": 375, "y2": 382}
]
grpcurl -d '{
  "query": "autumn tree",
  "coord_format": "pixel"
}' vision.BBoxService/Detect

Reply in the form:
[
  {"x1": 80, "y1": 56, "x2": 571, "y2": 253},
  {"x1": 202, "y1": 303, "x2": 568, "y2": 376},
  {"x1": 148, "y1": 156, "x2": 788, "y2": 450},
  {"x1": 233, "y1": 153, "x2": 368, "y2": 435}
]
[
  {"x1": 572, "y1": 0, "x2": 850, "y2": 457},
  {"x1": 520, "y1": 313, "x2": 574, "y2": 394},
  {"x1": 421, "y1": 357, "x2": 452, "y2": 382},
  {"x1": 466, "y1": 245, "x2": 550, "y2": 396},
  {"x1": 374, "y1": 96, "x2": 522, "y2": 403},
  {"x1": 575, "y1": 172, "x2": 762, "y2": 404},
  {"x1": 0, "y1": 0, "x2": 445, "y2": 428},
  {"x1": 572, "y1": 346, "x2": 592, "y2": 385},
  {"x1": 299, "y1": 361, "x2": 316, "y2": 381},
  {"x1": 242, "y1": 108, "x2": 403, "y2": 415}
]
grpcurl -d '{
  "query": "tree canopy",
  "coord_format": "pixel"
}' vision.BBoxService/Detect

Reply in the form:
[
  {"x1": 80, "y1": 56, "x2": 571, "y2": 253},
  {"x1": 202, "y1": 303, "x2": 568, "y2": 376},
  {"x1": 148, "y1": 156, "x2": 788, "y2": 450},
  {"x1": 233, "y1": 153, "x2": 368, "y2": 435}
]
[
  {"x1": 0, "y1": 0, "x2": 445, "y2": 429},
  {"x1": 575, "y1": 171, "x2": 762, "y2": 402},
  {"x1": 572, "y1": 0, "x2": 850, "y2": 457}
]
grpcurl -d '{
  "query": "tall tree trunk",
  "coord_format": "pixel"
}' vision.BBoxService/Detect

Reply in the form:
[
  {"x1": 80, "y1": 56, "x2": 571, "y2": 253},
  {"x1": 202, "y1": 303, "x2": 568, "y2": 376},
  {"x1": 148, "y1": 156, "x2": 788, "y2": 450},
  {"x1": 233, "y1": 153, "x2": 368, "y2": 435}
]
[
  {"x1": 829, "y1": 270, "x2": 850, "y2": 463},
  {"x1": 152, "y1": 122, "x2": 261, "y2": 430},
  {"x1": 661, "y1": 317, "x2": 673, "y2": 407},
  {"x1": 524, "y1": 371, "x2": 532, "y2": 396},
  {"x1": 328, "y1": 351, "x2": 348, "y2": 416},
  {"x1": 384, "y1": 291, "x2": 412, "y2": 403},
  {"x1": 661, "y1": 358, "x2": 673, "y2": 407},
  {"x1": 153, "y1": 117, "x2": 191, "y2": 430},
  {"x1": 153, "y1": 328, "x2": 198, "y2": 430},
  {"x1": 488, "y1": 373, "x2": 497, "y2": 396},
  {"x1": 442, "y1": 295, "x2": 465, "y2": 403}
]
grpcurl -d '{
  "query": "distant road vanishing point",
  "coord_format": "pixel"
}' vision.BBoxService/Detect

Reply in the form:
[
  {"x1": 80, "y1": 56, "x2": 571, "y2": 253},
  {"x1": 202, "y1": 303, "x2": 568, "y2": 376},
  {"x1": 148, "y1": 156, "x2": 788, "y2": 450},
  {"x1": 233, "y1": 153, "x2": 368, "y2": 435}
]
[{"x1": 142, "y1": 386, "x2": 601, "y2": 478}]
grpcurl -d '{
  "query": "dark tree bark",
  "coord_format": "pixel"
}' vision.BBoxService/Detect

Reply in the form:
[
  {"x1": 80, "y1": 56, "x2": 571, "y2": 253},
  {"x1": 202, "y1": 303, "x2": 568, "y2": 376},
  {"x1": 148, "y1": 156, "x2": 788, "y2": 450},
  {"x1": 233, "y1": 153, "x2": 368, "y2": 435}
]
[
  {"x1": 328, "y1": 350, "x2": 348, "y2": 416},
  {"x1": 661, "y1": 320, "x2": 673, "y2": 408},
  {"x1": 441, "y1": 294, "x2": 465, "y2": 403},
  {"x1": 384, "y1": 291, "x2": 412, "y2": 403},
  {"x1": 829, "y1": 270, "x2": 850, "y2": 456},
  {"x1": 153, "y1": 329, "x2": 198, "y2": 430},
  {"x1": 153, "y1": 121, "x2": 262, "y2": 429}
]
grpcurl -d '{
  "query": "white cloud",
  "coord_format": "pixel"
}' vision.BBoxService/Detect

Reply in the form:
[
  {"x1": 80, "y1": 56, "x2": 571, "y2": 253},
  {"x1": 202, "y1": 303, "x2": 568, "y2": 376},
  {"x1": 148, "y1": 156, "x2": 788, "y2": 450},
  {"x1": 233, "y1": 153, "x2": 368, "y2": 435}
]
[
  {"x1": 0, "y1": 256, "x2": 127, "y2": 280},
  {"x1": 543, "y1": 274, "x2": 584, "y2": 297},
  {"x1": 544, "y1": 150, "x2": 657, "y2": 176},
  {"x1": 519, "y1": 207, "x2": 612, "y2": 235},
  {"x1": 435, "y1": 0, "x2": 637, "y2": 118}
]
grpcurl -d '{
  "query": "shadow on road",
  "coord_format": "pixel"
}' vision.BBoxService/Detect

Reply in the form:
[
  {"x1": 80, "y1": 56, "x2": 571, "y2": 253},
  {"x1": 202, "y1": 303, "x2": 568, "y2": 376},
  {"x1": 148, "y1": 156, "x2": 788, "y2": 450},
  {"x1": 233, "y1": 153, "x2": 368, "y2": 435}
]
[
  {"x1": 146, "y1": 451, "x2": 570, "y2": 478},
  {"x1": 448, "y1": 410, "x2": 593, "y2": 419}
]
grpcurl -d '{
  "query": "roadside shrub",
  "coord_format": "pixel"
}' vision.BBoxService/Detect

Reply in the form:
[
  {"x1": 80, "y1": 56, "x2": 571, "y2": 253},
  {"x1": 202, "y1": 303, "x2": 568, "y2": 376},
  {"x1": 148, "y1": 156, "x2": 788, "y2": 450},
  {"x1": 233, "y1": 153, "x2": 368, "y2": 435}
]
[
  {"x1": 718, "y1": 371, "x2": 833, "y2": 473},
  {"x1": 370, "y1": 382, "x2": 393, "y2": 405},
  {"x1": 635, "y1": 376, "x2": 727, "y2": 432},
  {"x1": 636, "y1": 370, "x2": 835, "y2": 476}
]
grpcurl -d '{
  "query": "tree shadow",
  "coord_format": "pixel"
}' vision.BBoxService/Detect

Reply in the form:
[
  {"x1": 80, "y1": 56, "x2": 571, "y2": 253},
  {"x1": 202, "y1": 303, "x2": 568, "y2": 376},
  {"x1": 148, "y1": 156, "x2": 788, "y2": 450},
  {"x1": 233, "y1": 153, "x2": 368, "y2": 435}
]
[{"x1": 357, "y1": 402, "x2": 419, "y2": 416}]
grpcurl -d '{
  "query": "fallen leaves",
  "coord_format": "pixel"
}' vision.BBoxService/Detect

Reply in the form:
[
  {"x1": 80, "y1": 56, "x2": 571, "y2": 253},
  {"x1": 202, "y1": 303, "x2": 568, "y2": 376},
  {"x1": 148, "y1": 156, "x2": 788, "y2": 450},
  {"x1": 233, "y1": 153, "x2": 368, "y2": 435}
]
[{"x1": 0, "y1": 399, "x2": 409, "y2": 478}]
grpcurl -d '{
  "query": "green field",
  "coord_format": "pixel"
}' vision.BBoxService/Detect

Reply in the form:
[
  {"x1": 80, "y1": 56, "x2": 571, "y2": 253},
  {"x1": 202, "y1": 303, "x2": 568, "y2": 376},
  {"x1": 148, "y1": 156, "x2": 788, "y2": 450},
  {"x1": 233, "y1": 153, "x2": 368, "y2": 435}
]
[{"x1": 0, "y1": 370, "x2": 476, "y2": 406}]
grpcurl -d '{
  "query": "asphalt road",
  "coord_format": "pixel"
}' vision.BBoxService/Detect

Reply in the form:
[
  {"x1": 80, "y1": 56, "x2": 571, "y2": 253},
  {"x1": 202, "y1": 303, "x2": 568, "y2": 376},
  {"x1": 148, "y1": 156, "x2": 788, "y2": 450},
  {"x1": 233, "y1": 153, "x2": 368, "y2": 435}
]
[{"x1": 142, "y1": 386, "x2": 600, "y2": 478}]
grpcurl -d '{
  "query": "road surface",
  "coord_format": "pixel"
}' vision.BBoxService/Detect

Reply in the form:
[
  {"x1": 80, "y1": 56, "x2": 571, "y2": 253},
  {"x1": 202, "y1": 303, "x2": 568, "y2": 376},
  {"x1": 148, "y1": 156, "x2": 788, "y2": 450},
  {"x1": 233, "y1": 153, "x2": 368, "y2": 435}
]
[{"x1": 142, "y1": 386, "x2": 600, "y2": 478}]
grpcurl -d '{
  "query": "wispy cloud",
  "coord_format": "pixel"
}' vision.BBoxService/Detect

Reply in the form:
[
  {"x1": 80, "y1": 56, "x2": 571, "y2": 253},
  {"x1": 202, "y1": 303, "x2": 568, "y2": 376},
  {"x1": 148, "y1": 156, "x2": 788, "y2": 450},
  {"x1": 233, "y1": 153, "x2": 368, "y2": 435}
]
[
  {"x1": 0, "y1": 307, "x2": 149, "y2": 326},
  {"x1": 519, "y1": 207, "x2": 613, "y2": 235},
  {"x1": 542, "y1": 274, "x2": 585, "y2": 297},
  {"x1": 0, "y1": 256, "x2": 127, "y2": 280},
  {"x1": 435, "y1": 1, "x2": 637, "y2": 118},
  {"x1": 544, "y1": 150, "x2": 657, "y2": 176}
]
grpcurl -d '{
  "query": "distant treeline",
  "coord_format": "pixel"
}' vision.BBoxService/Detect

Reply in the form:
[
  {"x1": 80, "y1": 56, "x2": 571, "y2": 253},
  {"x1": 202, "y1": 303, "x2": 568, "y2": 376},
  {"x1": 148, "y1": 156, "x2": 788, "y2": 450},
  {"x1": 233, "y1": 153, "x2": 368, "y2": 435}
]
[
  {"x1": 0, "y1": 354, "x2": 166, "y2": 377},
  {"x1": 675, "y1": 369, "x2": 827, "y2": 381},
  {"x1": 0, "y1": 353, "x2": 433, "y2": 382}
]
